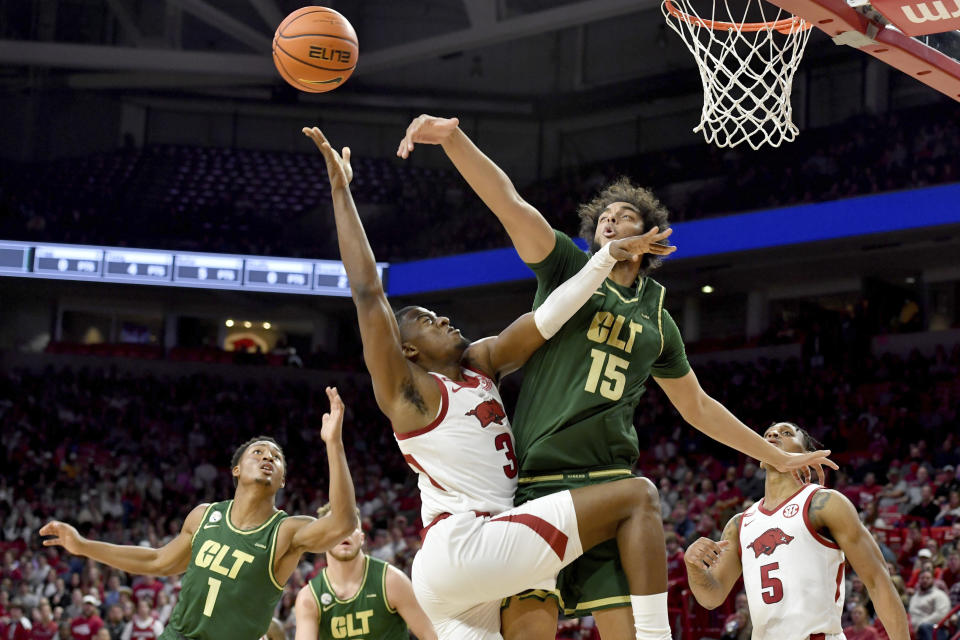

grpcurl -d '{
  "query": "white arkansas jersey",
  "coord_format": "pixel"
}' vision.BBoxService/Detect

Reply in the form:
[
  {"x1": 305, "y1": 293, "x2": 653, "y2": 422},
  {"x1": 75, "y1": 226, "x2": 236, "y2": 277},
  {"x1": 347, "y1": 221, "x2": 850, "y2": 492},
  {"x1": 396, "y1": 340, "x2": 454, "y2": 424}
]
[
  {"x1": 738, "y1": 483, "x2": 845, "y2": 640},
  {"x1": 396, "y1": 367, "x2": 517, "y2": 526}
]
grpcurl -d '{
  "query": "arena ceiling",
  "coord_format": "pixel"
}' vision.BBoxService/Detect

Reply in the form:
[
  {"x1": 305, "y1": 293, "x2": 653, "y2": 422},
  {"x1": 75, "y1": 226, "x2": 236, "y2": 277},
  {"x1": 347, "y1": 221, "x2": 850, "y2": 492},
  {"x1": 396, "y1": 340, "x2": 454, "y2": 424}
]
[{"x1": 0, "y1": 0, "x2": 855, "y2": 117}]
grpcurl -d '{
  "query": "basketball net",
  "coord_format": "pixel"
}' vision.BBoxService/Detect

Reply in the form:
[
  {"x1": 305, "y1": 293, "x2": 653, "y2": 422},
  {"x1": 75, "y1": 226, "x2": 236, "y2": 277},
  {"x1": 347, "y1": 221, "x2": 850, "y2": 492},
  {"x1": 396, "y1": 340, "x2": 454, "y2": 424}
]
[{"x1": 662, "y1": 0, "x2": 812, "y2": 150}]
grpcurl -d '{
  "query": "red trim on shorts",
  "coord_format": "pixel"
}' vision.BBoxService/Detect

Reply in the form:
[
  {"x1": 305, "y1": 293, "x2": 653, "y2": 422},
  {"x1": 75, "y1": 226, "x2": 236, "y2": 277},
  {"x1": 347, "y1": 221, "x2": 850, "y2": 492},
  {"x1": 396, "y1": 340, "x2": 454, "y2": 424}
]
[
  {"x1": 757, "y1": 484, "x2": 809, "y2": 515},
  {"x1": 490, "y1": 513, "x2": 568, "y2": 560},
  {"x1": 810, "y1": 634, "x2": 825, "y2": 640},
  {"x1": 420, "y1": 511, "x2": 492, "y2": 542},
  {"x1": 403, "y1": 454, "x2": 446, "y2": 492},
  {"x1": 802, "y1": 488, "x2": 841, "y2": 549},
  {"x1": 395, "y1": 374, "x2": 448, "y2": 440},
  {"x1": 834, "y1": 563, "x2": 844, "y2": 601}
]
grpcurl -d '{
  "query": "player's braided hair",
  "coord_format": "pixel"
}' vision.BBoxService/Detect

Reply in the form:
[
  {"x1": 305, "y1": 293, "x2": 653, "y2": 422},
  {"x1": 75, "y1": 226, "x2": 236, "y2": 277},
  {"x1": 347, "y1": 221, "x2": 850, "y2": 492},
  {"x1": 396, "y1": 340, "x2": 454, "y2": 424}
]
[
  {"x1": 577, "y1": 177, "x2": 672, "y2": 276},
  {"x1": 230, "y1": 436, "x2": 285, "y2": 487}
]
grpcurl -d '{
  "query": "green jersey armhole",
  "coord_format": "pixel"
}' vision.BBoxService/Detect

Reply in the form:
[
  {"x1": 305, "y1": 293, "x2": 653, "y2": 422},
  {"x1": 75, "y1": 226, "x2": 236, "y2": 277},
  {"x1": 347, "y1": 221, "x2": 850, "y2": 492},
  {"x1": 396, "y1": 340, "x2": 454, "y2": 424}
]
[
  {"x1": 266, "y1": 515, "x2": 287, "y2": 591},
  {"x1": 190, "y1": 503, "x2": 218, "y2": 546},
  {"x1": 308, "y1": 580, "x2": 322, "y2": 624},
  {"x1": 382, "y1": 562, "x2": 397, "y2": 615}
]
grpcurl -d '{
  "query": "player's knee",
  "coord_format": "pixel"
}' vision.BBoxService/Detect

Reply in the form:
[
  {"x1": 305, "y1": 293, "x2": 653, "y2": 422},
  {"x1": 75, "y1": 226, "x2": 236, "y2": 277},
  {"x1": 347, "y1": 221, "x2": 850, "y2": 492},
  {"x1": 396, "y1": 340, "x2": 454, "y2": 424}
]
[{"x1": 629, "y1": 476, "x2": 661, "y2": 516}]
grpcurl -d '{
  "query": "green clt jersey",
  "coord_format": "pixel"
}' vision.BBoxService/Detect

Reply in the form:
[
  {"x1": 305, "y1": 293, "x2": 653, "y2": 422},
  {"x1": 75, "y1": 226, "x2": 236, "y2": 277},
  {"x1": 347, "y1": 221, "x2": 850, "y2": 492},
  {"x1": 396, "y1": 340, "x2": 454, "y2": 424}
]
[
  {"x1": 512, "y1": 230, "x2": 691, "y2": 473},
  {"x1": 161, "y1": 501, "x2": 287, "y2": 640},
  {"x1": 308, "y1": 555, "x2": 408, "y2": 640}
]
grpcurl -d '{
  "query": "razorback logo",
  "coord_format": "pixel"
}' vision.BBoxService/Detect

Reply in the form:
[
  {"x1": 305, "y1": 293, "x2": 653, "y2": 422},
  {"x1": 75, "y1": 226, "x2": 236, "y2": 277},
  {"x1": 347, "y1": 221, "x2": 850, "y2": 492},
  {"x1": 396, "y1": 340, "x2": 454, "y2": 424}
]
[
  {"x1": 749, "y1": 528, "x2": 794, "y2": 558},
  {"x1": 466, "y1": 399, "x2": 506, "y2": 428}
]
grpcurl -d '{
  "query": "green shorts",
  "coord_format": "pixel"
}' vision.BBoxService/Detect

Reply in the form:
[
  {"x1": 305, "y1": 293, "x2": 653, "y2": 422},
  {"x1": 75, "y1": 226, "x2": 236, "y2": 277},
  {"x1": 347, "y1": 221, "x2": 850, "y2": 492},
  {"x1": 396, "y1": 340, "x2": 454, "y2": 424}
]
[{"x1": 511, "y1": 467, "x2": 634, "y2": 617}]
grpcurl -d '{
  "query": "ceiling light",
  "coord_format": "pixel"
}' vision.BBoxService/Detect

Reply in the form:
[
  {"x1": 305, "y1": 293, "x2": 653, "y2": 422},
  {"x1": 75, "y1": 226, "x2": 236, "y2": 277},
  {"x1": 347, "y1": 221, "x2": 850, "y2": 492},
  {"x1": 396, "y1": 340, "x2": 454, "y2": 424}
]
[
  {"x1": 225, "y1": 319, "x2": 234, "y2": 327},
  {"x1": 243, "y1": 321, "x2": 252, "y2": 328},
  {"x1": 701, "y1": 285, "x2": 714, "y2": 294},
  {"x1": 263, "y1": 322, "x2": 272, "y2": 330}
]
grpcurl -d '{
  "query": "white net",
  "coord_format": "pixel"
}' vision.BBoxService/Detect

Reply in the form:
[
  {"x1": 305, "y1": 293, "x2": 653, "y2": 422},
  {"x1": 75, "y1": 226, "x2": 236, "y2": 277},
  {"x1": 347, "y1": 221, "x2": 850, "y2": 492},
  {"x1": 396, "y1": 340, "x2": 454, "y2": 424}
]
[{"x1": 662, "y1": 0, "x2": 813, "y2": 150}]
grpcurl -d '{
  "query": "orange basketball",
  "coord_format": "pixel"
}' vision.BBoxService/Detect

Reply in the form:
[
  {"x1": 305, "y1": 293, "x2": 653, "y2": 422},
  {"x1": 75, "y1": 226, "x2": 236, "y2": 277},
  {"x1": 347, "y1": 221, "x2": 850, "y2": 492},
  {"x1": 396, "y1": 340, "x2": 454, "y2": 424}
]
[{"x1": 272, "y1": 7, "x2": 358, "y2": 94}]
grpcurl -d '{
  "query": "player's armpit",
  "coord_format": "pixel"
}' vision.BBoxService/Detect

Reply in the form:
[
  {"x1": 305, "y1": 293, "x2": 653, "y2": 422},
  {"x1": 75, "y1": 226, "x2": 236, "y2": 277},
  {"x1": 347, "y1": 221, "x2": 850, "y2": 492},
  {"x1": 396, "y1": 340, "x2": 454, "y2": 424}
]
[
  {"x1": 280, "y1": 514, "x2": 357, "y2": 580},
  {"x1": 817, "y1": 490, "x2": 911, "y2": 640},
  {"x1": 151, "y1": 503, "x2": 208, "y2": 575},
  {"x1": 464, "y1": 313, "x2": 544, "y2": 381},
  {"x1": 293, "y1": 586, "x2": 321, "y2": 640},
  {"x1": 384, "y1": 565, "x2": 438, "y2": 640}
]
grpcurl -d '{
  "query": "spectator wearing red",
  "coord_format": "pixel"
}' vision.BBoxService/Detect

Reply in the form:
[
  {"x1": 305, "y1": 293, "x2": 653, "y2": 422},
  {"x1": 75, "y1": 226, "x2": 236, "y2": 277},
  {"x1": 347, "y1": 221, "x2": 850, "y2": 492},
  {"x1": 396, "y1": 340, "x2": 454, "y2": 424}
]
[
  {"x1": 941, "y1": 553, "x2": 960, "y2": 589},
  {"x1": 844, "y1": 604, "x2": 879, "y2": 640},
  {"x1": 31, "y1": 600, "x2": 59, "y2": 640},
  {"x1": 70, "y1": 595, "x2": 104, "y2": 640},
  {"x1": 130, "y1": 577, "x2": 162, "y2": 609},
  {"x1": 665, "y1": 532, "x2": 686, "y2": 587},
  {"x1": 856, "y1": 472, "x2": 884, "y2": 510},
  {"x1": 3, "y1": 601, "x2": 31, "y2": 640}
]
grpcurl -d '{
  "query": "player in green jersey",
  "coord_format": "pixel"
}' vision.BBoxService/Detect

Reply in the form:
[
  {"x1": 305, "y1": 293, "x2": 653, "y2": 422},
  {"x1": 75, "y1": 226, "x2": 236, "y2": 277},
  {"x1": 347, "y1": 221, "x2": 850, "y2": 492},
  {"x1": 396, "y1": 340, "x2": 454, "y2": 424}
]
[
  {"x1": 308, "y1": 126, "x2": 831, "y2": 640},
  {"x1": 40, "y1": 386, "x2": 358, "y2": 640},
  {"x1": 397, "y1": 115, "x2": 838, "y2": 640},
  {"x1": 294, "y1": 505, "x2": 436, "y2": 640}
]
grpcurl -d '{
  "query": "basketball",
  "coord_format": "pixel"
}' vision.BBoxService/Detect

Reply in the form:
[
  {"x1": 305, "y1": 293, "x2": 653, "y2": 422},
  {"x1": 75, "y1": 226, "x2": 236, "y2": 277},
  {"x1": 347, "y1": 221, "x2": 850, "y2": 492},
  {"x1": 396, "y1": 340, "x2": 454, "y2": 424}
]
[{"x1": 272, "y1": 6, "x2": 358, "y2": 94}]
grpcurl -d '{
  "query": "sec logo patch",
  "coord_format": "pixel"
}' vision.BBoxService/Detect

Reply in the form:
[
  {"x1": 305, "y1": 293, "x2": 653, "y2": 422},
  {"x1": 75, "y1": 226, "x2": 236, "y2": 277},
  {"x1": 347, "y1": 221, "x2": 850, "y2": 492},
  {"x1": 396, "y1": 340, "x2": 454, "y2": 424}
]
[{"x1": 782, "y1": 504, "x2": 799, "y2": 518}]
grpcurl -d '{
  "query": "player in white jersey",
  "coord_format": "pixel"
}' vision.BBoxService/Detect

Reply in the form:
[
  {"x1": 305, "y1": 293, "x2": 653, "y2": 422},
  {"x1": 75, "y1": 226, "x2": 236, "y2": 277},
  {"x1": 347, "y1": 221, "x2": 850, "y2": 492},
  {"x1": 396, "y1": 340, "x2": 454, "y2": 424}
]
[
  {"x1": 683, "y1": 422, "x2": 910, "y2": 640},
  {"x1": 303, "y1": 127, "x2": 832, "y2": 640}
]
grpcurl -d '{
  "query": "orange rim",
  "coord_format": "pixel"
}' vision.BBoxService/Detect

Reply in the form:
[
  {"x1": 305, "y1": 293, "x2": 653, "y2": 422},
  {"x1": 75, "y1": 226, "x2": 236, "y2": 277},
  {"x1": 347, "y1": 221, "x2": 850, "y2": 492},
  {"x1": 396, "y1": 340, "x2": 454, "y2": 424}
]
[{"x1": 664, "y1": 0, "x2": 811, "y2": 34}]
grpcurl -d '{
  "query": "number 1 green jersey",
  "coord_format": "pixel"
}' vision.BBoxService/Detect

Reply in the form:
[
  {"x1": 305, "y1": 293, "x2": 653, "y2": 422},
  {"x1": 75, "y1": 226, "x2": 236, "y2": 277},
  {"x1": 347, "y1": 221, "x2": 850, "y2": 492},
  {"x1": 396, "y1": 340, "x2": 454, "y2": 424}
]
[
  {"x1": 160, "y1": 500, "x2": 287, "y2": 640},
  {"x1": 512, "y1": 230, "x2": 691, "y2": 474}
]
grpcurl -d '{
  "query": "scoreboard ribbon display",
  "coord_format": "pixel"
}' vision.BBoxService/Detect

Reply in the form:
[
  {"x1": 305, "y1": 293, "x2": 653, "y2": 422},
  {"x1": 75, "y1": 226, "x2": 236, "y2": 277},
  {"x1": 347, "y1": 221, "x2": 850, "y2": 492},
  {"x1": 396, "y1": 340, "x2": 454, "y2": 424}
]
[{"x1": 0, "y1": 240, "x2": 387, "y2": 298}]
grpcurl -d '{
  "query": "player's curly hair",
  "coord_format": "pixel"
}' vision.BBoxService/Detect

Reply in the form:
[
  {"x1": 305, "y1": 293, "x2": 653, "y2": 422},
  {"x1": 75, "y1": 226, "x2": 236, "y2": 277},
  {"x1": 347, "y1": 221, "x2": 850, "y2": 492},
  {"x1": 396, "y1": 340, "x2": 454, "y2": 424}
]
[
  {"x1": 577, "y1": 177, "x2": 672, "y2": 276},
  {"x1": 230, "y1": 436, "x2": 285, "y2": 487}
]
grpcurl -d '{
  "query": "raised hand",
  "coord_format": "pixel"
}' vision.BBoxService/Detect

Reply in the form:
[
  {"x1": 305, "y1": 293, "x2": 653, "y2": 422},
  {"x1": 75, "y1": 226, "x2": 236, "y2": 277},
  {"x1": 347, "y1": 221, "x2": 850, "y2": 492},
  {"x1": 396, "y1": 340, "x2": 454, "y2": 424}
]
[
  {"x1": 39, "y1": 520, "x2": 85, "y2": 555},
  {"x1": 608, "y1": 226, "x2": 676, "y2": 263},
  {"x1": 396, "y1": 114, "x2": 460, "y2": 159},
  {"x1": 684, "y1": 537, "x2": 730, "y2": 570},
  {"x1": 320, "y1": 386, "x2": 345, "y2": 445},
  {"x1": 302, "y1": 127, "x2": 353, "y2": 190},
  {"x1": 771, "y1": 449, "x2": 838, "y2": 486}
]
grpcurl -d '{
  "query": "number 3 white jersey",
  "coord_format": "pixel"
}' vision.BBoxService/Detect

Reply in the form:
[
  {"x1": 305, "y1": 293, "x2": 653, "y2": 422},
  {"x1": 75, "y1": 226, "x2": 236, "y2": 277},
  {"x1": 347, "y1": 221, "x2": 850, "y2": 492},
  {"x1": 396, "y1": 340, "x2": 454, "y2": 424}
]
[
  {"x1": 396, "y1": 368, "x2": 518, "y2": 526},
  {"x1": 738, "y1": 483, "x2": 846, "y2": 640}
]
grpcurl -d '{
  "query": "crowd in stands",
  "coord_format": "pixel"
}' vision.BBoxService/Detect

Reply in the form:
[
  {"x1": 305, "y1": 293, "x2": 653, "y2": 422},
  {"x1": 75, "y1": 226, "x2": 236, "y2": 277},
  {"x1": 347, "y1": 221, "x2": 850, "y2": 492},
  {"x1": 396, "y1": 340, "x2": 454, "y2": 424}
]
[
  {"x1": 0, "y1": 339, "x2": 958, "y2": 638},
  {"x1": 1, "y1": 101, "x2": 957, "y2": 262}
]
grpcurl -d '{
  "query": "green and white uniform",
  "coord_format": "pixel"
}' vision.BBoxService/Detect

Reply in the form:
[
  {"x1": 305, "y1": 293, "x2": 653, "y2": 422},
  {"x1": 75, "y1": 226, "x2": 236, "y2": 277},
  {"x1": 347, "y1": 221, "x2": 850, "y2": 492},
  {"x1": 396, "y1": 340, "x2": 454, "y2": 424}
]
[
  {"x1": 307, "y1": 556, "x2": 408, "y2": 640},
  {"x1": 160, "y1": 500, "x2": 288, "y2": 640},
  {"x1": 513, "y1": 230, "x2": 690, "y2": 615}
]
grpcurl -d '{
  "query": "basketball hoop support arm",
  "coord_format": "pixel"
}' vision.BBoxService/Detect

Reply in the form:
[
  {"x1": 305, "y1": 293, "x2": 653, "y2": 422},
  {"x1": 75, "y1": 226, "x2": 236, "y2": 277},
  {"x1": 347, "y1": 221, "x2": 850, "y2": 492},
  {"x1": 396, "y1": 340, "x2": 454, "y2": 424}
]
[{"x1": 763, "y1": 0, "x2": 960, "y2": 101}]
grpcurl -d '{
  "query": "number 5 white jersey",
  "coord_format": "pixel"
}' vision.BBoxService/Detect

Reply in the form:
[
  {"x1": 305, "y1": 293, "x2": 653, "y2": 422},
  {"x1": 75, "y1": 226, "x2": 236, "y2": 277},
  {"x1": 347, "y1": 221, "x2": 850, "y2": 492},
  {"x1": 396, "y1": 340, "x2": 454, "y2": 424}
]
[
  {"x1": 738, "y1": 483, "x2": 846, "y2": 640},
  {"x1": 396, "y1": 368, "x2": 518, "y2": 527}
]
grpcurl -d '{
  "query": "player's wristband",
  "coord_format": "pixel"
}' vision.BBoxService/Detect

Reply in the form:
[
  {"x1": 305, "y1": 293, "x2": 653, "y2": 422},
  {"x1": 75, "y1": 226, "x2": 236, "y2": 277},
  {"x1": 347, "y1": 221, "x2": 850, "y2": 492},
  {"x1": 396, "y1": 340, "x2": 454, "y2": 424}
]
[{"x1": 534, "y1": 243, "x2": 616, "y2": 339}]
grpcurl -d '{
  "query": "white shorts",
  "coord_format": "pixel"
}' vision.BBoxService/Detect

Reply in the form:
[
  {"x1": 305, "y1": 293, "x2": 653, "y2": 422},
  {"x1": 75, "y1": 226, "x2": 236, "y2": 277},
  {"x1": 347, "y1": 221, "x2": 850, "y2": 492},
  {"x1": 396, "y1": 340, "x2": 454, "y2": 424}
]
[{"x1": 412, "y1": 489, "x2": 582, "y2": 640}]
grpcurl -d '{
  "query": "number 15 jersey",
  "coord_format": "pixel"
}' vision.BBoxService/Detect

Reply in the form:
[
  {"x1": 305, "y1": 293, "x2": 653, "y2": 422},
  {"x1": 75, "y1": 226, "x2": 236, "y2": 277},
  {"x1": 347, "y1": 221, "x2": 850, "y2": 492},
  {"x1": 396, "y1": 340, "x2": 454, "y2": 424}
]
[
  {"x1": 396, "y1": 367, "x2": 517, "y2": 526},
  {"x1": 514, "y1": 230, "x2": 691, "y2": 474}
]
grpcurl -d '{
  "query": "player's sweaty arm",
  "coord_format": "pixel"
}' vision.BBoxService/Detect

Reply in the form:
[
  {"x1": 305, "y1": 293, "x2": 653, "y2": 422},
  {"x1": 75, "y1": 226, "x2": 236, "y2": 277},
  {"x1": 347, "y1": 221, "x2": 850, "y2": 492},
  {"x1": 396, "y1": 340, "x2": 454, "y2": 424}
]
[
  {"x1": 683, "y1": 514, "x2": 743, "y2": 610},
  {"x1": 303, "y1": 126, "x2": 440, "y2": 433},
  {"x1": 40, "y1": 504, "x2": 206, "y2": 576},
  {"x1": 654, "y1": 370, "x2": 837, "y2": 481},
  {"x1": 397, "y1": 114, "x2": 554, "y2": 263},
  {"x1": 809, "y1": 490, "x2": 910, "y2": 640},
  {"x1": 466, "y1": 229, "x2": 674, "y2": 380}
]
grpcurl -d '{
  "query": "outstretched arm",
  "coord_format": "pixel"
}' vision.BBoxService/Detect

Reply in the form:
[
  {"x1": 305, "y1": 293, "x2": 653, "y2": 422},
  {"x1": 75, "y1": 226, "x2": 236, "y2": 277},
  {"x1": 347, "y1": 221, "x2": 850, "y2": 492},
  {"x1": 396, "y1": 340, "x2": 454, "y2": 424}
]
[
  {"x1": 40, "y1": 504, "x2": 206, "y2": 576},
  {"x1": 385, "y1": 565, "x2": 437, "y2": 640},
  {"x1": 303, "y1": 126, "x2": 440, "y2": 432},
  {"x1": 465, "y1": 229, "x2": 676, "y2": 379},
  {"x1": 809, "y1": 490, "x2": 910, "y2": 640},
  {"x1": 654, "y1": 370, "x2": 837, "y2": 480},
  {"x1": 683, "y1": 514, "x2": 744, "y2": 610},
  {"x1": 397, "y1": 115, "x2": 555, "y2": 263},
  {"x1": 277, "y1": 388, "x2": 357, "y2": 581}
]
